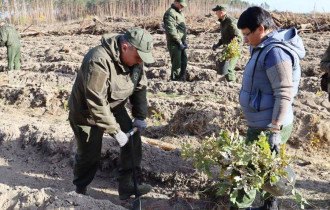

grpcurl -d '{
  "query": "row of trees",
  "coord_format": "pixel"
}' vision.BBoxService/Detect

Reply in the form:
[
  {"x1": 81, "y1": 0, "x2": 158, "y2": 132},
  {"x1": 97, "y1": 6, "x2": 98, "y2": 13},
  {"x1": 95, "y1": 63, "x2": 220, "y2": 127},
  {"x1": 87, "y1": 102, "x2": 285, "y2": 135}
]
[{"x1": 0, "y1": 0, "x2": 270, "y2": 25}]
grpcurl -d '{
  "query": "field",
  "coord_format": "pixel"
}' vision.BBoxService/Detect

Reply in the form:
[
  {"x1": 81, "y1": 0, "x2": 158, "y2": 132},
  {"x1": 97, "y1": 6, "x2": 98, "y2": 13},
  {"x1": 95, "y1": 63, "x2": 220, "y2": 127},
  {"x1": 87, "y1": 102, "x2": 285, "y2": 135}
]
[{"x1": 0, "y1": 14, "x2": 329, "y2": 209}]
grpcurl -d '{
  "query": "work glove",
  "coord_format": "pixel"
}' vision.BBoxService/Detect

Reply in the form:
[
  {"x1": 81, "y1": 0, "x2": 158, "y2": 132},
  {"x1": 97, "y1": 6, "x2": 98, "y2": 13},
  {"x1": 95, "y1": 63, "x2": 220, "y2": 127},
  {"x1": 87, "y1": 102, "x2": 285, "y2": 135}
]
[
  {"x1": 179, "y1": 43, "x2": 187, "y2": 50},
  {"x1": 114, "y1": 130, "x2": 128, "y2": 147},
  {"x1": 212, "y1": 43, "x2": 220, "y2": 51},
  {"x1": 183, "y1": 41, "x2": 189, "y2": 49},
  {"x1": 268, "y1": 132, "x2": 281, "y2": 154},
  {"x1": 133, "y1": 119, "x2": 147, "y2": 132}
]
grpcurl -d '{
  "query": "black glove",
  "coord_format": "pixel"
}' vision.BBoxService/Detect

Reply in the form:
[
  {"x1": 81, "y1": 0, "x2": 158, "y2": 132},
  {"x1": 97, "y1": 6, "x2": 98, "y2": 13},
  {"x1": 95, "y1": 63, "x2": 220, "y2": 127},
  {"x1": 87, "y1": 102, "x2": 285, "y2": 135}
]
[
  {"x1": 268, "y1": 132, "x2": 281, "y2": 154},
  {"x1": 212, "y1": 43, "x2": 220, "y2": 51},
  {"x1": 133, "y1": 119, "x2": 147, "y2": 132},
  {"x1": 179, "y1": 43, "x2": 187, "y2": 50}
]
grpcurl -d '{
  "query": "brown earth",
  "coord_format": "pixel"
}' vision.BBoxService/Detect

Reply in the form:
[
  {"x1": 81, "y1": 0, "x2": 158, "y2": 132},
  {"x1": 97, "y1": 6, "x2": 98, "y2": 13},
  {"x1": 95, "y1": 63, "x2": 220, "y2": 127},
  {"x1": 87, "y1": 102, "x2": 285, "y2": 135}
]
[{"x1": 0, "y1": 15, "x2": 329, "y2": 209}]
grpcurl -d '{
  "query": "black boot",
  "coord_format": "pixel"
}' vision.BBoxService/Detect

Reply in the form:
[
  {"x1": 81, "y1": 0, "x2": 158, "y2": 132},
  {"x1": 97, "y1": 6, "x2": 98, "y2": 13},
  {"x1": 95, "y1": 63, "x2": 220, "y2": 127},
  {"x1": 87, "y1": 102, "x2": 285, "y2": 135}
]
[
  {"x1": 118, "y1": 173, "x2": 152, "y2": 200},
  {"x1": 262, "y1": 196, "x2": 278, "y2": 210},
  {"x1": 75, "y1": 186, "x2": 87, "y2": 195},
  {"x1": 245, "y1": 196, "x2": 278, "y2": 210}
]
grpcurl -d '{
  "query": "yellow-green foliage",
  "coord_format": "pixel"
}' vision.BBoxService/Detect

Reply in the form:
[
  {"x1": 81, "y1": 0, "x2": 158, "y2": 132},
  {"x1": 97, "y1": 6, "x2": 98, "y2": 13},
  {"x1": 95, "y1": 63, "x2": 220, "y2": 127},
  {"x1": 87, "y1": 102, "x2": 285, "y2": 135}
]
[
  {"x1": 182, "y1": 130, "x2": 309, "y2": 209},
  {"x1": 220, "y1": 37, "x2": 241, "y2": 62},
  {"x1": 62, "y1": 99, "x2": 69, "y2": 112},
  {"x1": 151, "y1": 110, "x2": 163, "y2": 126},
  {"x1": 309, "y1": 133, "x2": 321, "y2": 150}
]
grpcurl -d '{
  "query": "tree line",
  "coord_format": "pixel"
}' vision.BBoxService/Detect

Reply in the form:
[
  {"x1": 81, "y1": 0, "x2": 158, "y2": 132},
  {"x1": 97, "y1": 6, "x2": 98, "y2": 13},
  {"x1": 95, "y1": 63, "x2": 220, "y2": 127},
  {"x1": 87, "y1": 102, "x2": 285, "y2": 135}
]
[{"x1": 0, "y1": 0, "x2": 258, "y2": 25}]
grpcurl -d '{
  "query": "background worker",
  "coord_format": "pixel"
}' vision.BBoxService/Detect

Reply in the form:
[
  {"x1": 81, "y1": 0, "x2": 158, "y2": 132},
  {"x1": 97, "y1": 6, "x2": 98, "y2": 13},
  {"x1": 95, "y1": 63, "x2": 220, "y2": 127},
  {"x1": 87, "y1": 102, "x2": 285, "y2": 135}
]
[
  {"x1": 212, "y1": 4, "x2": 243, "y2": 83},
  {"x1": 163, "y1": 0, "x2": 188, "y2": 81},
  {"x1": 0, "y1": 21, "x2": 21, "y2": 71}
]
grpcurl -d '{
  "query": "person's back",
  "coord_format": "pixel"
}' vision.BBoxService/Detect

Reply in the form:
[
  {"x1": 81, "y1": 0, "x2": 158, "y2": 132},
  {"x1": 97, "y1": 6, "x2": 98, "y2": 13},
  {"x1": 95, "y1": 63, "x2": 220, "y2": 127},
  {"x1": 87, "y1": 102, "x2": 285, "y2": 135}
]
[
  {"x1": 0, "y1": 24, "x2": 21, "y2": 70},
  {"x1": 0, "y1": 25, "x2": 20, "y2": 47}
]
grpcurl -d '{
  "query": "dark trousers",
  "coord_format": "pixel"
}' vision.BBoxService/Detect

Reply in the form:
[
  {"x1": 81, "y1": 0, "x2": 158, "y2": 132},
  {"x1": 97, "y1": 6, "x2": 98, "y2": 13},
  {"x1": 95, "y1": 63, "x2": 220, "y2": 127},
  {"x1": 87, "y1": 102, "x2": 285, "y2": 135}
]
[
  {"x1": 70, "y1": 107, "x2": 142, "y2": 188},
  {"x1": 7, "y1": 44, "x2": 21, "y2": 70},
  {"x1": 168, "y1": 42, "x2": 188, "y2": 81}
]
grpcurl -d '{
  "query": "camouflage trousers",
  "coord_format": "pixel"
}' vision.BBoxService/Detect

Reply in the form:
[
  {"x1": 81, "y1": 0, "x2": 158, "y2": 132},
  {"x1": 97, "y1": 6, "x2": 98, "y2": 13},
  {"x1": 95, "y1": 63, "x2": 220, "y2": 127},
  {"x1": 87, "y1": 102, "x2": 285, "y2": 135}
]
[
  {"x1": 167, "y1": 42, "x2": 187, "y2": 81},
  {"x1": 7, "y1": 44, "x2": 21, "y2": 70},
  {"x1": 230, "y1": 123, "x2": 294, "y2": 208},
  {"x1": 69, "y1": 107, "x2": 142, "y2": 189}
]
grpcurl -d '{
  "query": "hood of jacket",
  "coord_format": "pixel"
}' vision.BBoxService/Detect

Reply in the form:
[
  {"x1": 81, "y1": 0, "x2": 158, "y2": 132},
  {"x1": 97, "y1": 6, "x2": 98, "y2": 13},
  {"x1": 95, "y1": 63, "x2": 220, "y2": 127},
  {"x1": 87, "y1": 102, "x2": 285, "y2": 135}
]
[
  {"x1": 258, "y1": 27, "x2": 306, "y2": 59},
  {"x1": 100, "y1": 34, "x2": 130, "y2": 72}
]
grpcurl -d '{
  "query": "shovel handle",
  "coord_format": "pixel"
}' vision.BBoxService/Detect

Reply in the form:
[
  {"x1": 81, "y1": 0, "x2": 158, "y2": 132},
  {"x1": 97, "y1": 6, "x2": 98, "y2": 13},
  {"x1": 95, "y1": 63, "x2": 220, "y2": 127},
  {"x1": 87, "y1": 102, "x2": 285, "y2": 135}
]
[{"x1": 128, "y1": 127, "x2": 138, "y2": 137}]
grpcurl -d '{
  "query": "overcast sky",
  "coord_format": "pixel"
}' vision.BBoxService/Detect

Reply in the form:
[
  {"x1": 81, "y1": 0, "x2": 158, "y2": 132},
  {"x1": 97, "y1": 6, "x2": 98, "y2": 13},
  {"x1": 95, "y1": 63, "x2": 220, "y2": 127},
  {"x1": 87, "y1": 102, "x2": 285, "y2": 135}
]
[{"x1": 245, "y1": 0, "x2": 330, "y2": 13}]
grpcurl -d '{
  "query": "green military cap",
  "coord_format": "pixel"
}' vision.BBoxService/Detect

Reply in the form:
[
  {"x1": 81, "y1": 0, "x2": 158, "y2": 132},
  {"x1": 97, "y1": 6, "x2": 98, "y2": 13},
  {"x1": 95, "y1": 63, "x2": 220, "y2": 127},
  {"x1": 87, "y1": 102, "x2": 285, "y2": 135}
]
[
  {"x1": 212, "y1": 4, "x2": 227, "y2": 12},
  {"x1": 175, "y1": 0, "x2": 187, "y2": 7},
  {"x1": 124, "y1": 28, "x2": 155, "y2": 64}
]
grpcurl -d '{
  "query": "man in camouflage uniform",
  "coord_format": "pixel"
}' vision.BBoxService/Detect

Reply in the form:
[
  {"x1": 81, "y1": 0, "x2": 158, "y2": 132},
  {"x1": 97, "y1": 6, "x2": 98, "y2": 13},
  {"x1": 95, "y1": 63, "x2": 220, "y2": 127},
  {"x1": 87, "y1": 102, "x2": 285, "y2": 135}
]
[
  {"x1": 164, "y1": 0, "x2": 188, "y2": 81},
  {"x1": 68, "y1": 28, "x2": 154, "y2": 200},
  {"x1": 212, "y1": 5, "x2": 243, "y2": 82},
  {"x1": 320, "y1": 42, "x2": 330, "y2": 101},
  {"x1": 0, "y1": 22, "x2": 21, "y2": 71}
]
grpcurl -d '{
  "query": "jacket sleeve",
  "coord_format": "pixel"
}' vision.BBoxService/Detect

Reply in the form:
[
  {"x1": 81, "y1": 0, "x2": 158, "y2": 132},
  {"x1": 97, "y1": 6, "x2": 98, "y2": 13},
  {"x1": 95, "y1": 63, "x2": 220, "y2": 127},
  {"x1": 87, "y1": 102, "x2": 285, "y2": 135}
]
[
  {"x1": 0, "y1": 27, "x2": 7, "y2": 47},
  {"x1": 265, "y1": 48, "x2": 294, "y2": 124},
  {"x1": 129, "y1": 65, "x2": 147, "y2": 120},
  {"x1": 85, "y1": 58, "x2": 121, "y2": 135},
  {"x1": 164, "y1": 13, "x2": 182, "y2": 45}
]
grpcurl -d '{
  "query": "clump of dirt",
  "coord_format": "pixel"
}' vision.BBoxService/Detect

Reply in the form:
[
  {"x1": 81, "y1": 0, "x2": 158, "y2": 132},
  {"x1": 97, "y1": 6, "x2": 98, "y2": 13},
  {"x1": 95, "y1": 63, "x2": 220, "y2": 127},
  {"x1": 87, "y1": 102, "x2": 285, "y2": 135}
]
[{"x1": 0, "y1": 183, "x2": 126, "y2": 209}]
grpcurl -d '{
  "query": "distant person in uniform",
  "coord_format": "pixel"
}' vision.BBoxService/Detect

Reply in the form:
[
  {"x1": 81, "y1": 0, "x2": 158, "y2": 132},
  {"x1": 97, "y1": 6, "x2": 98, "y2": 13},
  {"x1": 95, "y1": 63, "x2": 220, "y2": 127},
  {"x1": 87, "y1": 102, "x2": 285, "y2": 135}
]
[
  {"x1": 68, "y1": 28, "x2": 154, "y2": 200},
  {"x1": 320, "y1": 42, "x2": 330, "y2": 101},
  {"x1": 0, "y1": 21, "x2": 21, "y2": 71},
  {"x1": 212, "y1": 4, "x2": 243, "y2": 83},
  {"x1": 163, "y1": 0, "x2": 188, "y2": 81},
  {"x1": 232, "y1": 6, "x2": 306, "y2": 210}
]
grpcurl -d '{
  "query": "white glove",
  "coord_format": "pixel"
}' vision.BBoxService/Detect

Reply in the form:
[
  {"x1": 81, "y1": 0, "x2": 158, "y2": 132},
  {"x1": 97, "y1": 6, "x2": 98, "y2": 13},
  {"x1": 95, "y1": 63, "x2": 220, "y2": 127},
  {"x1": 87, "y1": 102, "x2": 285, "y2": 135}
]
[
  {"x1": 114, "y1": 130, "x2": 128, "y2": 147},
  {"x1": 133, "y1": 119, "x2": 147, "y2": 132}
]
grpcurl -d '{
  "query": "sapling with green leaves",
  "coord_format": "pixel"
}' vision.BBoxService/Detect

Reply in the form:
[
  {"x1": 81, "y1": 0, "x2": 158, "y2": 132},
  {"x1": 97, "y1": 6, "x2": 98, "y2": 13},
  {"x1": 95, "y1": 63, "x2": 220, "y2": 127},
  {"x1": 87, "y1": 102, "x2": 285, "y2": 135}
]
[
  {"x1": 182, "y1": 130, "x2": 309, "y2": 209},
  {"x1": 220, "y1": 37, "x2": 241, "y2": 62}
]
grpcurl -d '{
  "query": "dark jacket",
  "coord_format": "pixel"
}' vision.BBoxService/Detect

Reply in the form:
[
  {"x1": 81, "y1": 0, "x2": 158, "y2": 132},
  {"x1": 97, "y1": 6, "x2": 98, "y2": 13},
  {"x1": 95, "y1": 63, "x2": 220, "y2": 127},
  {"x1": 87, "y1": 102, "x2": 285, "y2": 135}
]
[
  {"x1": 163, "y1": 4, "x2": 187, "y2": 45},
  {"x1": 216, "y1": 15, "x2": 243, "y2": 46},
  {"x1": 68, "y1": 35, "x2": 148, "y2": 135}
]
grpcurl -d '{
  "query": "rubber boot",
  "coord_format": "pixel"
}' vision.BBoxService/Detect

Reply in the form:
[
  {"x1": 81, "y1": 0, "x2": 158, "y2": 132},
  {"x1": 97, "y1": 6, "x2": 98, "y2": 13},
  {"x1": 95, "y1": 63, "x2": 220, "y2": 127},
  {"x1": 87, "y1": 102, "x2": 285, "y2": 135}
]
[
  {"x1": 245, "y1": 196, "x2": 278, "y2": 210},
  {"x1": 262, "y1": 196, "x2": 278, "y2": 210},
  {"x1": 118, "y1": 173, "x2": 152, "y2": 200},
  {"x1": 75, "y1": 186, "x2": 87, "y2": 195}
]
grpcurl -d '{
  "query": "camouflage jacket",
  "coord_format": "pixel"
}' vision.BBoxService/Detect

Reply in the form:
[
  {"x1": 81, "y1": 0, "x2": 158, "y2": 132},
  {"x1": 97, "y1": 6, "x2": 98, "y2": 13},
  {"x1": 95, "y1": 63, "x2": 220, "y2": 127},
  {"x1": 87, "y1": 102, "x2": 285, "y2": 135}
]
[
  {"x1": 0, "y1": 25, "x2": 20, "y2": 47},
  {"x1": 163, "y1": 4, "x2": 187, "y2": 45},
  {"x1": 216, "y1": 15, "x2": 243, "y2": 46},
  {"x1": 68, "y1": 35, "x2": 148, "y2": 135},
  {"x1": 320, "y1": 43, "x2": 330, "y2": 74}
]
